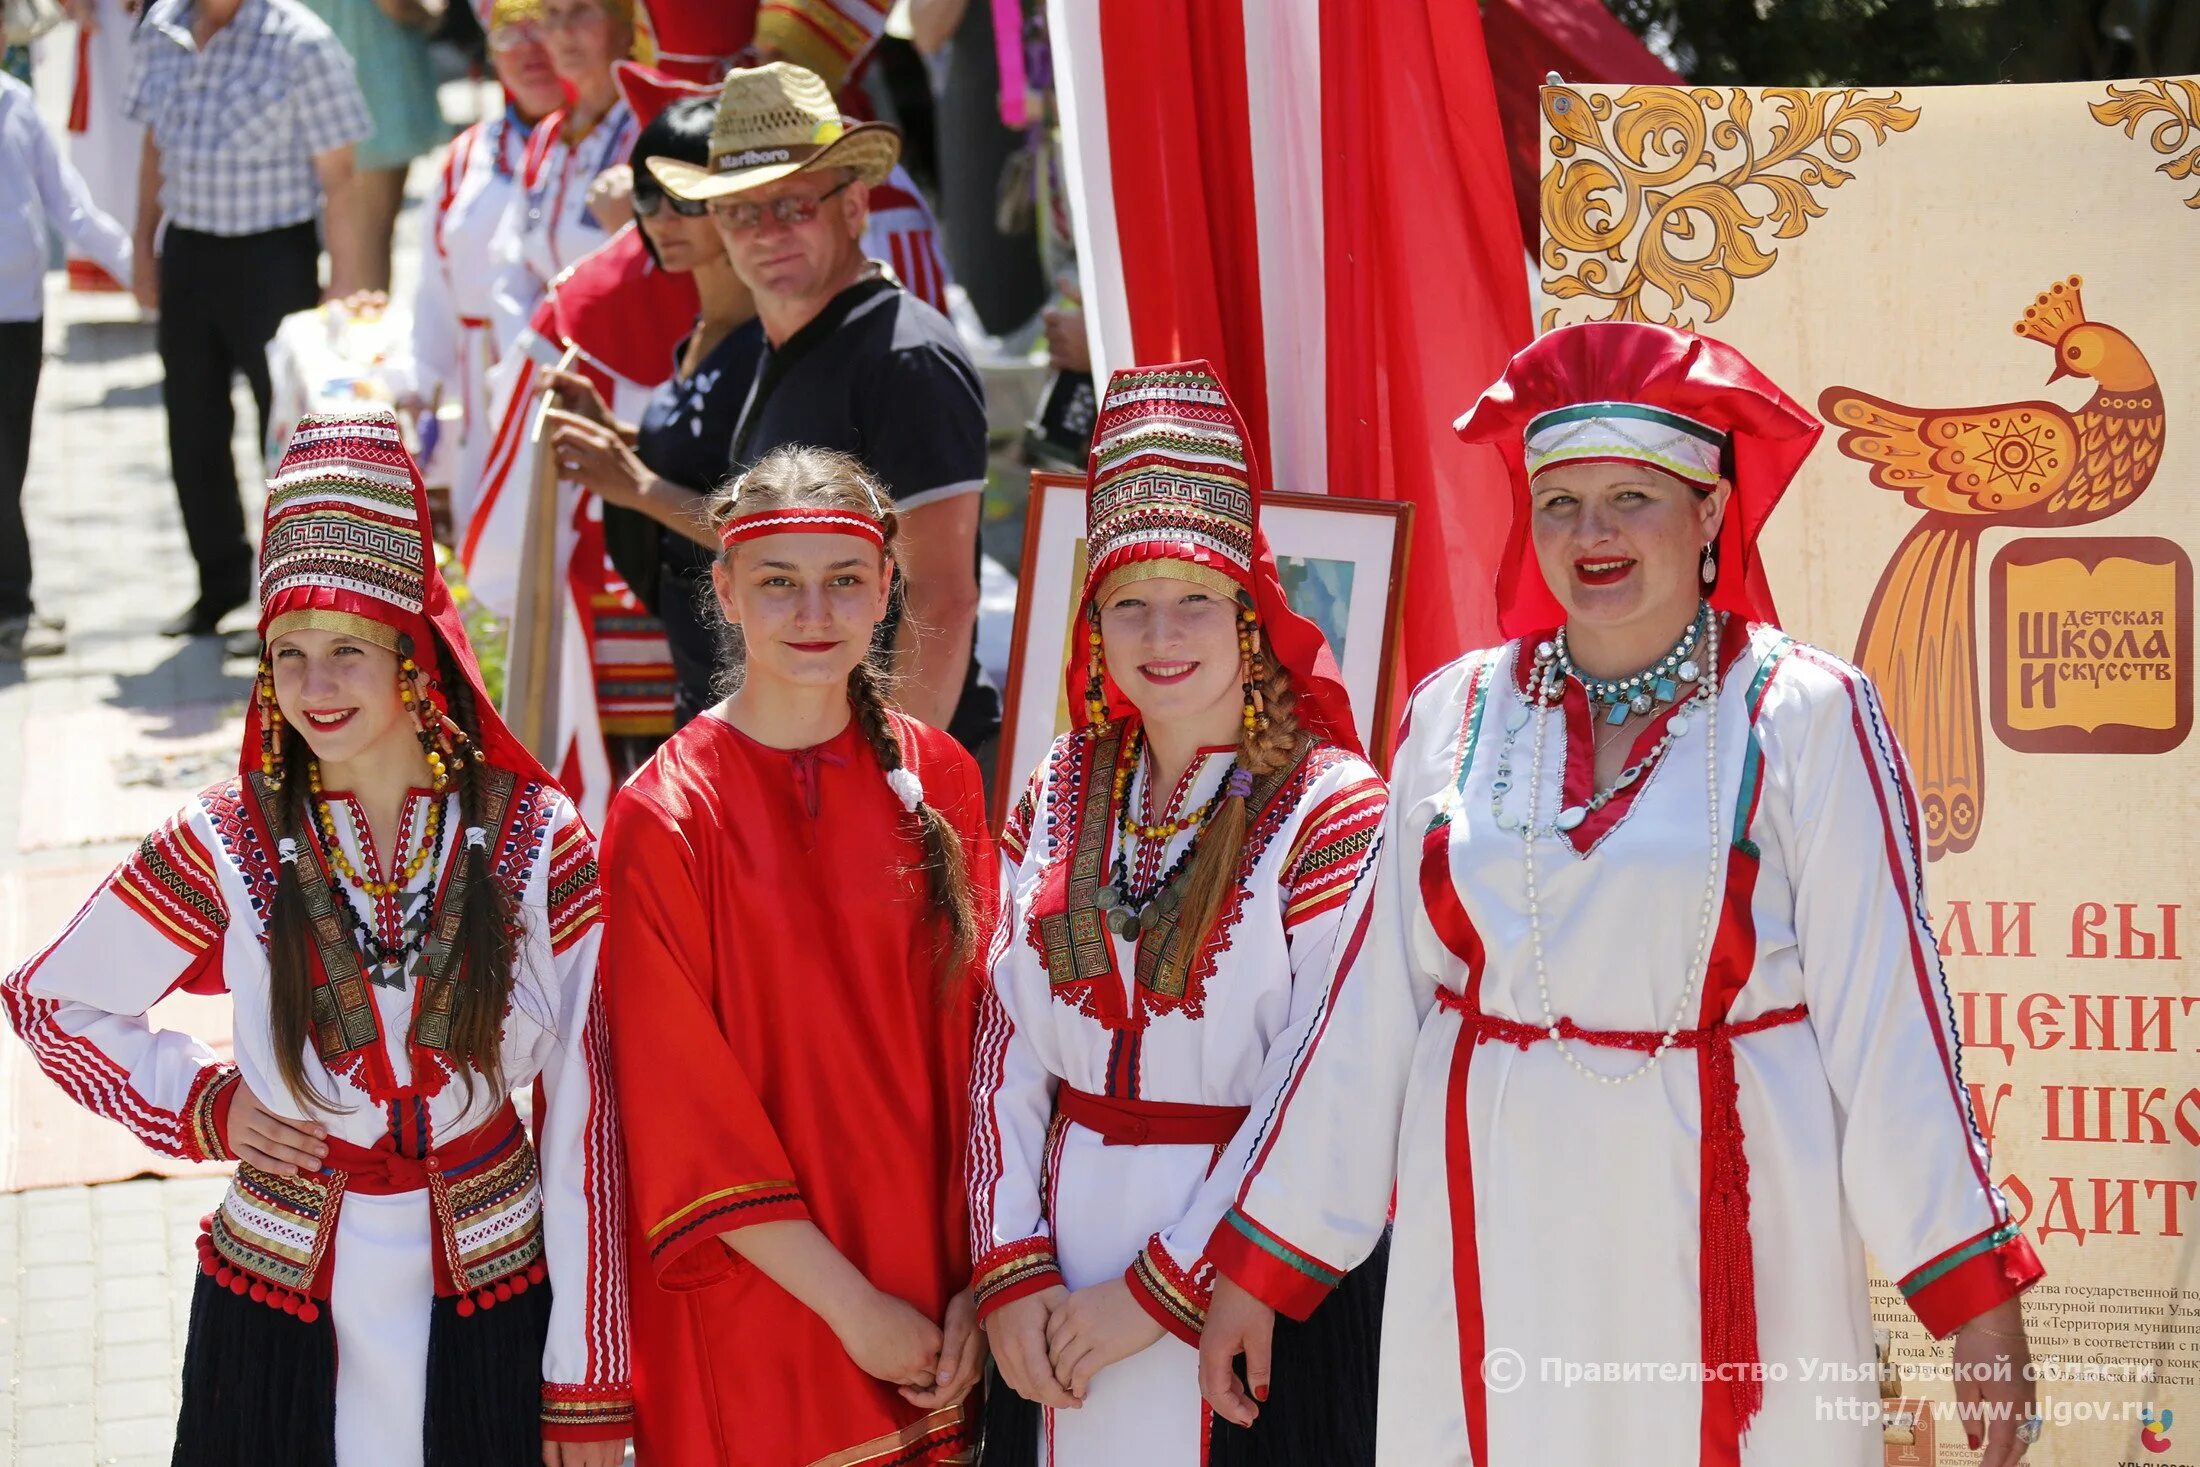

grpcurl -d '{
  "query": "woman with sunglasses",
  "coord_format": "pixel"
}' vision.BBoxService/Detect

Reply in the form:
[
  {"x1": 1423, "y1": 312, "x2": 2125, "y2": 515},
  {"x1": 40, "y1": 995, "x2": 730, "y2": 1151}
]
[
  {"x1": 537, "y1": 95, "x2": 766, "y2": 728},
  {"x1": 392, "y1": 0, "x2": 568, "y2": 508}
]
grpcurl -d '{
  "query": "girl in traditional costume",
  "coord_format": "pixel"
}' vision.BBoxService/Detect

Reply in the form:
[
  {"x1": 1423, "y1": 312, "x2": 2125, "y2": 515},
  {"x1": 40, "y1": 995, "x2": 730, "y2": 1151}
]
[
  {"x1": 1197, "y1": 323, "x2": 2044, "y2": 1466},
  {"x1": 1, "y1": 411, "x2": 631, "y2": 1466},
  {"x1": 970, "y1": 362, "x2": 1389, "y2": 1465},
  {"x1": 602, "y1": 444, "x2": 995, "y2": 1465}
]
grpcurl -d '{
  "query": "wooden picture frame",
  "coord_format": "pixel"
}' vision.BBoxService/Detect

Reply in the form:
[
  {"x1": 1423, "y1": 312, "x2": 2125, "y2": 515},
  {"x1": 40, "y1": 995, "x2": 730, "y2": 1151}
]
[{"x1": 993, "y1": 471, "x2": 1414, "y2": 826}]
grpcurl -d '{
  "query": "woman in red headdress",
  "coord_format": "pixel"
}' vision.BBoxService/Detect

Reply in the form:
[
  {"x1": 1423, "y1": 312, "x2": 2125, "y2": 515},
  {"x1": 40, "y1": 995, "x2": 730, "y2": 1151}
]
[
  {"x1": 601, "y1": 444, "x2": 995, "y2": 1466},
  {"x1": 1, "y1": 411, "x2": 630, "y2": 1466},
  {"x1": 1195, "y1": 324, "x2": 2044, "y2": 1467},
  {"x1": 969, "y1": 362, "x2": 1389, "y2": 1465}
]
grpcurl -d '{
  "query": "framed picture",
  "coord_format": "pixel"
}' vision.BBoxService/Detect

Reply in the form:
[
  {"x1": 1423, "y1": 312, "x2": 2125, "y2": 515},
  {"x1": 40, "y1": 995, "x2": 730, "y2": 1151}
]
[{"x1": 994, "y1": 472, "x2": 1414, "y2": 825}]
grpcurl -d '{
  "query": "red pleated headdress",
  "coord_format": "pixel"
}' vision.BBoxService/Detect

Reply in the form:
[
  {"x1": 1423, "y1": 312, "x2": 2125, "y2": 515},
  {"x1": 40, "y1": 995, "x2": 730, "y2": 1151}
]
[{"x1": 1453, "y1": 321, "x2": 1823, "y2": 634}]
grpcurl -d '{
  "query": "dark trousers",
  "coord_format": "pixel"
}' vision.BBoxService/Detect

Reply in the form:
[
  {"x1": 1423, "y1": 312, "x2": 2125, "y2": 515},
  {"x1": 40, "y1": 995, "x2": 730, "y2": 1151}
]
[
  {"x1": 156, "y1": 222, "x2": 319, "y2": 605},
  {"x1": 0, "y1": 319, "x2": 41, "y2": 619}
]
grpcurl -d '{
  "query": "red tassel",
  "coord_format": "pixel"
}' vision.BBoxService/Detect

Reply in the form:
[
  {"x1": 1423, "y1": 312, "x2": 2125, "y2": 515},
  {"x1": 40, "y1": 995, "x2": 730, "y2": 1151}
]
[{"x1": 1700, "y1": 1036, "x2": 1764, "y2": 1436}]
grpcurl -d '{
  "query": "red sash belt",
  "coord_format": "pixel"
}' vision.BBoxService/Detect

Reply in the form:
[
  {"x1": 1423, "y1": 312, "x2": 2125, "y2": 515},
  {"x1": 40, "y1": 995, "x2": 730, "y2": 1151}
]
[
  {"x1": 458, "y1": 314, "x2": 492, "y2": 329},
  {"x1": 325, "y1": 1100, "x2": 521, "y2": 1195},
  {"x1": 1434, "y1": 990, "x2": 1810, "y2": 1436},
  {"x1": 1057, "y1": 1086, "x2": 1249, "y2": 1147}
]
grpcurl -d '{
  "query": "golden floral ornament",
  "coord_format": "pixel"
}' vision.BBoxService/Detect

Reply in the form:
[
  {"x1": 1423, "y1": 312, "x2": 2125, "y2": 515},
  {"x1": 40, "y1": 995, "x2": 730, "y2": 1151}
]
[
  {"x1": 2088, "y1": 78, "x2": 2200, "y2": 209},
  {"x1": 1539, "y1": 86, "x2": 1921, "y2": 332}
]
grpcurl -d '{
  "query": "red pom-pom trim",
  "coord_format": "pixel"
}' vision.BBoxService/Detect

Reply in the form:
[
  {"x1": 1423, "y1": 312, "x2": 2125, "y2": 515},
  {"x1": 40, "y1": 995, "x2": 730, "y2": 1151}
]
[
  {"x1": 455, "y1": 1296, "x2": 476, "y2": 1318},
  {"x1": 248, "y1": 1282, "x2": 268, "y2": 1303},
  {"x1": 214, "y1": 1265, "x2": 234, "y2": 1287},
  {"x1": 228, "y1": 1274, "x2": 249, "y2": 1296},
  {"x1": 297, "y1": 1301, "x2": 320, "y2": 1324},
  {"x1": 476, "y1": 1288, "x2": 497, "y2": 1310},
  {"x1": 527, "y1": 1261, "x2": 547, "y2": 1285},
  {"x1": 508, "y1": 1274, "x2": 528, "y2": 1296},
  {"x1": 494, "y1": 1281, "x2": 513, "y2": 1302}
]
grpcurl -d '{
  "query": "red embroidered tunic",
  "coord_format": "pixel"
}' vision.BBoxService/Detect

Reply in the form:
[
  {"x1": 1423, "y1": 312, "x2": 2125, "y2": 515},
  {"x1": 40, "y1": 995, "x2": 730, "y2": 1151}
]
[{"x1": 602, "y1": 709, "x2": 994, "y2": 1467}]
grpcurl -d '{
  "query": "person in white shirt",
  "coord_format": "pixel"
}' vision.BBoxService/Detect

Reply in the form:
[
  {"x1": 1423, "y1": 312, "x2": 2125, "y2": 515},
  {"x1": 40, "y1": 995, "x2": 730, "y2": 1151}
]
[{"x1": 0, "y1": 70, "x2": 132, "y2": 659}]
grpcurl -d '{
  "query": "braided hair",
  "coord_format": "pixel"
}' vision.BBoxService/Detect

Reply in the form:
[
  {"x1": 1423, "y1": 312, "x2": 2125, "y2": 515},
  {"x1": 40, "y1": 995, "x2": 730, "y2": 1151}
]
[{"x1": 705, "y1": 445, "x2": 981, "y2": 978}]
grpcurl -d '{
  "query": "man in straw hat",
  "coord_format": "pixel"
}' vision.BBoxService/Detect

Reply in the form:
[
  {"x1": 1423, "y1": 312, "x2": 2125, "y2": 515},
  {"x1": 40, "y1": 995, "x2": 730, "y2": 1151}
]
[{"x1": 647, "y1": 62, "x2": 999, "y2": 771}]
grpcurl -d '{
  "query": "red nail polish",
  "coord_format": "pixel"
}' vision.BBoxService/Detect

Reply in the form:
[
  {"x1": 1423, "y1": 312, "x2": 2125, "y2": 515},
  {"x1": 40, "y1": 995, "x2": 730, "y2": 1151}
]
[{"x1": 1254, "y1": 1384, "x2": 1269, "y2": 1402}]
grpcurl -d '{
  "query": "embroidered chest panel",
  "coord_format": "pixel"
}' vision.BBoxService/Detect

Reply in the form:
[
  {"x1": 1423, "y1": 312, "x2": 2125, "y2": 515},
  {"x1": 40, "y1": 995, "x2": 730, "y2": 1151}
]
[{"x1": 1027, "y1": 728, "x2": 1332, "y2": 1029}]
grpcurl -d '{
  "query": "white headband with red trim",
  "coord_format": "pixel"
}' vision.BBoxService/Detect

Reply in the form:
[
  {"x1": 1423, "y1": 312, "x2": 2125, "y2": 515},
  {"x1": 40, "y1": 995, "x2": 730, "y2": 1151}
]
[{"x1": 718, "y1": 506, "x2": 888, "y2": 550}]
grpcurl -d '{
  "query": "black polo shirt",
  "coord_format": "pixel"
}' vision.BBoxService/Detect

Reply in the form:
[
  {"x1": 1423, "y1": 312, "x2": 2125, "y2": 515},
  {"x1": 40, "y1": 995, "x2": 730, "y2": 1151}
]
[{"x1": 728, "y1": 273, "x2": 999, "y2": 753}]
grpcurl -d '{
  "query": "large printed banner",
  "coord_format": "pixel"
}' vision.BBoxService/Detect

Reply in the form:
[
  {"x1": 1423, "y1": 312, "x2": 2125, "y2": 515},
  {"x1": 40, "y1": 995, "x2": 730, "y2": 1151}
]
[{"x1": 1542, "y1": 78, "x2": 2200, "y2": 1465}]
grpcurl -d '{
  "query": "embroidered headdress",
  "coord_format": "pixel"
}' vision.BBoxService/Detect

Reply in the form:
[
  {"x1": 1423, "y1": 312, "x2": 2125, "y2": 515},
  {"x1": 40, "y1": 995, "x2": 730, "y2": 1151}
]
[
  {"x1": 249, "y1": 411, "x2": 555, "y2": 792},
  {"x1": 1069, "y1": 361, "x2": 1362, "y2": 757},
  {"x1": 1454, "y1": 321, "x2": 1822, "y2": 632}
]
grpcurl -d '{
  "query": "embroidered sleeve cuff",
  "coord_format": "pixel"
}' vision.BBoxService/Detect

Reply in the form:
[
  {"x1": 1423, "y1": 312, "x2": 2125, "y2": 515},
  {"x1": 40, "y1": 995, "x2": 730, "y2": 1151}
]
[
  {"x1": 1901, "y1": 1222, "x2": 2045, "y2": 1338},
  {"x1": 182, "y1": 1065, "x2": 241, "y2": 1163},
  {"x1": 1125, "y1": 1235, "x2": 1212, "y2": 1348},
  {"x1": 541, "y1": 1383, "x2": 634, "y2": 1442},
  {"x1": 973, "y1": 1236, "x2": 1063, "y2": 1320},
  {"x1": 645, "y1": 1181, "x2": 807, "y2": 1291},
  {"x1": 1207, "y1": 1208, "x2": 1343, "y2": 1322}
]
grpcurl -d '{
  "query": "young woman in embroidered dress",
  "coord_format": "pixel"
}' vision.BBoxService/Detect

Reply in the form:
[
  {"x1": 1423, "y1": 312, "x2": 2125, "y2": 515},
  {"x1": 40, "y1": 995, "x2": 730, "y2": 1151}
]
[
  {"x1": 1, "y1": 411, "x2": 630, "y2": 1467},
  {"x1": 601, "y1": 445, "x2": 996, "y2": 1465},
  {"x1": 970, "y1": 362, "x2": 1388, "y2": 1466},
  {"x1": 1196, "y1": 323, "x2": 2045, "y2": 1467}
]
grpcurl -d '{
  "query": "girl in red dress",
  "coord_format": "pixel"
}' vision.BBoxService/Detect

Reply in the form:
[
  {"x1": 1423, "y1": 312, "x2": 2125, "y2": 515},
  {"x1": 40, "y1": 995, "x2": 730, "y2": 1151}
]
[{"x1": 602, "y1": 444, "x2": 995, "y2": 1465}]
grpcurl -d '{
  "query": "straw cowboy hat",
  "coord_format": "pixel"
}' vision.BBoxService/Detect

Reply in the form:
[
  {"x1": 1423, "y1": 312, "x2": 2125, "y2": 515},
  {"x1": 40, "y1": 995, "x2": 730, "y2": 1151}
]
[{"x1": 646, "y1": 62, "x2": 900, "y2": 202}]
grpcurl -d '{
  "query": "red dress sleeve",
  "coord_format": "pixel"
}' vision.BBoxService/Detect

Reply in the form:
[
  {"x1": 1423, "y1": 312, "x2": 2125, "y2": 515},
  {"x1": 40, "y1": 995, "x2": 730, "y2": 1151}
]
[{"x1": 601, "y1": 786, "x2": 809, "y2": 1290}]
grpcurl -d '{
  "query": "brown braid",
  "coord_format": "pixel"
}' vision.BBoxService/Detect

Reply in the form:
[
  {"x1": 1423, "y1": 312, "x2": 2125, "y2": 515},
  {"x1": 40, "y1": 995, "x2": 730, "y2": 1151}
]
[
  {"x1": 1170, "y1": 645, "x2": 1304, "y2": 956},
  {"x1": 706, "y1": 444, "x2": 982, "y2": 982},
  {"x1": 847, "y1": 657, "x2": 980, "y2": 979}
]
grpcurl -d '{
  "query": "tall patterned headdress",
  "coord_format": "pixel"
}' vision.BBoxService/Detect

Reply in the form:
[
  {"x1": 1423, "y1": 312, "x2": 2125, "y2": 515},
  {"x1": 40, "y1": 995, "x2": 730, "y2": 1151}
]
[
  {"x1": 1068, "y1": 362, "x2": 1363, "y2": 757},
  {"x1": 249, "y1": 412, "x2": 556, "y2": 794},
  {"x1": 1455, "y1": 321, "x2": 1823, "y2": 634}
]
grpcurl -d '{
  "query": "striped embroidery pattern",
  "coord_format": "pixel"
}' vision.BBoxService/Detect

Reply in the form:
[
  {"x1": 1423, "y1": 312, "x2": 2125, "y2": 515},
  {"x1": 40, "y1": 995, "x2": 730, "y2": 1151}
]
[
  {"x1": 972, "y1": 1236, "x2": 1060, "y2": 1312},
  {"x1": 1129, "y1": 1235, "x2": 1212, "y2": 1337},
  {"x1": 1281, "y1": 777, "x2": 1387, "y2": 929},
  {"x1": 184, "y1": 1067, "x2": 238, "y2": 1163},
  {"x1": 647, "y1": 1180, "x2": 804, "y2": 1262},
  {"x1": 210, "y1": 1165, "x2": 346, "y2": 1293},
  {"x1": 113, "y1": 813, "x2": 228, "y2": 954},
  {"x1": 546, "y1": 820, "x2": 601, "y2": 954},
  {"x1": 432, "y1": 1123, "x2": 546, "y2": 1292},
  {"x1": 999, "y1": 777, "x2": 1038, "y2": 866},
  {"x1": 541, "y1": 1383, "x2": 635, "y2": 1431}
]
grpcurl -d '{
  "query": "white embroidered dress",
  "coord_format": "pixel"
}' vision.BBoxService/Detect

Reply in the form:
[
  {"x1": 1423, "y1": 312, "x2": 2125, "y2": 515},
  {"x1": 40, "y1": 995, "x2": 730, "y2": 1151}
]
[
  {"x1": 487, "y1": 99, "x2": 636, "y2": 354},
  {"x1": 396, "y1": 106, "x2": 531, "y2": 497},
  {"x1": 0, "y1": 777, "x2": 629, "y2": 1463},
  {"x1": 969, "y1": 728, "x2": 1386, "y2": 1464},
  {"x1": 1208, "y1": 625, "x2": 2041, "y2": 1467}
]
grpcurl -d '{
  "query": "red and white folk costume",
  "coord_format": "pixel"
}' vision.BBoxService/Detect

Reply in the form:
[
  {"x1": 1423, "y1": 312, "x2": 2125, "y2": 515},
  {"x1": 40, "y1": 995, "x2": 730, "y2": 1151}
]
[
  {"x1": 602, "y1": 499, "x2": 996, "y2": 1465},
  {"x1": 488, "y1": 67, "x2": 639, "y2": 354},
  {"x1": 968, "y1": 363, "x2": 1386, "y2": 1464},
  {"x1": 399, "y1": 88, "x2": 535, "y2": 496},
  {"x1": 1213, "y1": 324, "x2": 2042, "y2": 1466},
  {"x1": 1, "y1": 413, "x2": 631, "y2": 1465}
]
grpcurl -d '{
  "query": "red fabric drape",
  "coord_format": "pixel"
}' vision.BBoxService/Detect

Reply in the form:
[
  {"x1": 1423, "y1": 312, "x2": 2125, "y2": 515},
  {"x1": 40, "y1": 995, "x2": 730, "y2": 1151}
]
[
  {"x1": 1095, "y1": 0, "x2": 1272, "y2": 462},
  {"x1": 1322, "y1": 0, "x2": 1533, "y2": 702}
]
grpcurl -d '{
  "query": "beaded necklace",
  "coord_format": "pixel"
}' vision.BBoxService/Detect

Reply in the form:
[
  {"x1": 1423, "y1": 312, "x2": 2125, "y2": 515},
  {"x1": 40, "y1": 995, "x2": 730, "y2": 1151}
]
[
  {"x1": 308, "y1": 761, "x2": 446, "y2": 900},
  {"x1": 1559, "y1": 608, "x2": 1703, "y2": 725},
  {"x1": 1502, "y1": 609, "x2": 1727, "y2": 1086},
  {"x1": 1492, "y1": 602, "x2": 1713, "y2": 837},
  {"x1": 1093, "y1": 732, "x2": 1243, "y2": 942}
]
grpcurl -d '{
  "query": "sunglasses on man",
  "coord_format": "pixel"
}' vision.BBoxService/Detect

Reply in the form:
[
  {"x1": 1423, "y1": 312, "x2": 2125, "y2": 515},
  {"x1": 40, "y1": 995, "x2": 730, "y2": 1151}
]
[
  {"x1": 633, "y1": 188, "x2": 711, "y2": 219},
  {"x1": 707, "y1": 179, "x2": 855, "y2": 233}
]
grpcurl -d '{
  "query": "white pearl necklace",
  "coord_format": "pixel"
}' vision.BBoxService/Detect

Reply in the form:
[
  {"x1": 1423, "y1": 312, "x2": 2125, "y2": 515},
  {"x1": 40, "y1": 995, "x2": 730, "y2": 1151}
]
[{"x1": 1517, "y1": 613, "x2": 1727, "y2": 1085}]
